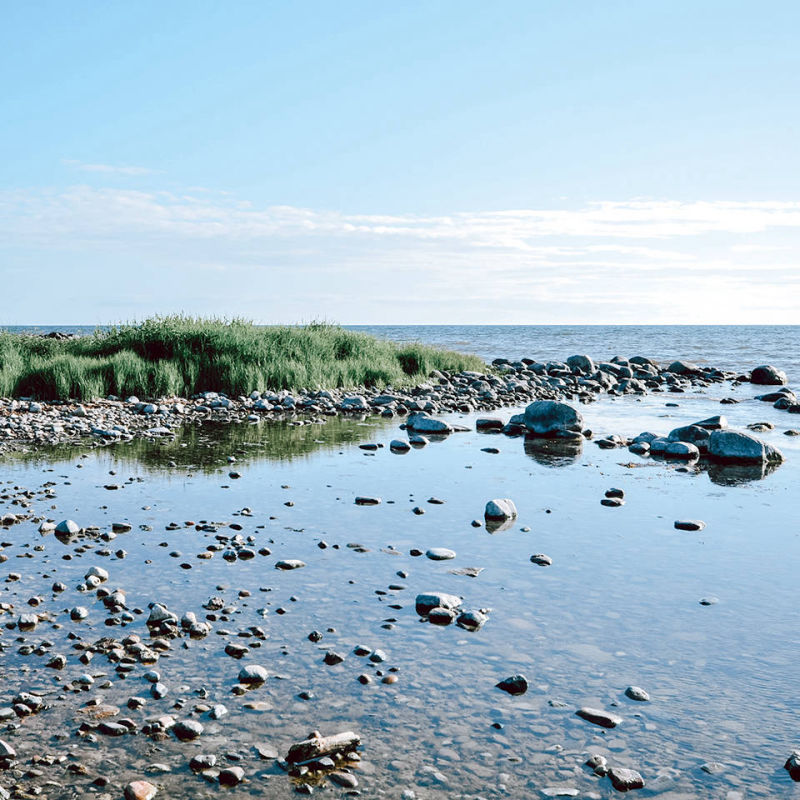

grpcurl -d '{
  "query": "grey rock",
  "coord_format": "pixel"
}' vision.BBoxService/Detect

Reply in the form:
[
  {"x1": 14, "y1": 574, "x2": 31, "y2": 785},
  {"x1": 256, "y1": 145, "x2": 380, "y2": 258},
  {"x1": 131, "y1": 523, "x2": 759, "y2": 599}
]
[
  {"x1": 708, "y1": 430, "x2": 784, "y2": 464},
  {"x1": 751, "y1": 364, "x2": 788, "y2": 385},
  {"x1": 415, "y1": 592, "x2": 462, "y2": 616},
  {"x1": 484, "y1": 498, "x2": 517, "y2": 521},
  {"x1": 523, "y1": 401, "x2": 583, "y2": 437},
  {"x1": 238, "y1": 664, "x2": 269, "y2": 684},
  {"x1": 625, "y1": 685, "x2": 650, "y2": 701},
  {"x1": 607, "y1": 767, "x2": 644, "y2": 791},
  {"x1": 576, "y1": 707, "x2": 622, "y2": 728},
  {"x1": 426, "y1": 547, "x2": 456, "y2": 561}
]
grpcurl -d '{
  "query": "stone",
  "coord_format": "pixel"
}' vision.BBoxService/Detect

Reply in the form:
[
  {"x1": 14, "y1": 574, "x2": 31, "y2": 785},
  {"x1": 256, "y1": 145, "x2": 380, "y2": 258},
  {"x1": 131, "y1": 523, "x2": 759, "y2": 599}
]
[
  {"x1": 426, "y1": 548, "x2": 456, "y2": 561},
  {"x1": 55, "y1": 519, "x2": 80, "y2": 535},
  {"x1": 239, "y1": 664, "x2": 269, "y2": 684},
  {"x1": 667, "y1": 360, "x2": 699, "y2": 375},
  {"x1": 406, "y1": 413, "x2": 453, "y2": 433},
  {"x1": 607, "y1": 767, "x2": 644, "y2": 791},
  {"x1": 496, "y1": 674, "x2": 528, "y2": 695},
  {"x1": 415, "y1": 592, "x2": 462, "y2": 616},
  {"x1": 329, "y1": 771, "x2": 358, "y2": 788},
  {"x1": 664, "y1": 441, "x2": 700, "y2": 459},
  {"x1": 750, "y1": 364, "x2": 787, "y2": 385},
  {"x1": 575, "y1": 707, "x2": 622, "y2": 728},
  {"x1": 219, "y1": 766, "x2": 245, "y2": 786},
  {"x1": 625, "y1": 686, "x2": 650, "y2": 701},
  {"x1": 0, "y1": 740, "x2": 16, "y2": 758},
  {"x1": 530, "y1": 553, "x2": 553, "y2": 566},
  {"x1": 354, "y1": 496, "x2": 381, "y2": 506},
  {"x1": 275, "y1": 559, "x2": 306, "y2": 570},
  {"x1": 523, "y1": 401, "x2": 583, "y2": 437},
  {"x1": 125, "y1": 781, "x2": 158, "y2": 800},
  {"x1": 389, "y1": 439, "x2": 410, "y2": 453},
  {"x1": 566, "y1": 354, "x2": 595, "y2": 373},
  {"x1": 456, "y1": 610, "x2": 488, "y2": 631},
  {"x1": 785, "y1": 750, "x2": 800, "y2": 781},
  {"x1": 674, "y1": 520, "x2": 705, "y2": 531},
  {"x1": 708, "y1": 430, "x2": 784, "y2": 464},
  {"x1": 172, "y1": 719, "x2": 204, "y2": 741},
  {"x1": 476, "y1": 417, "x2": 504, "y2": 431},
  {"x1": 484, "y1": 498, "x2": 517, "y2": 521}
]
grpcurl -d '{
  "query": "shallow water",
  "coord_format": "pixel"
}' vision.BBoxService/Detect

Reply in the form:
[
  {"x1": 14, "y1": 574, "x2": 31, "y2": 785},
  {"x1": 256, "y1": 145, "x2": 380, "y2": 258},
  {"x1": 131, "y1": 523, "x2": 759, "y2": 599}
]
[{"x1": 1, "y1": 380, "x2": 800, "y2": 798}]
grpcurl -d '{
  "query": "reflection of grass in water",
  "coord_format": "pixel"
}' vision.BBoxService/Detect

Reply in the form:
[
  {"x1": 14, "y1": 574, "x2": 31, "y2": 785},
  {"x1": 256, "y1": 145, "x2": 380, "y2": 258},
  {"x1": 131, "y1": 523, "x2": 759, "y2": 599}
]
[
  {"x1": 0, "y1": 316, "x2": 485, "y2": 400},
  {"x1": 2, "y1": 416, "x2": 397, "y2": 473}
]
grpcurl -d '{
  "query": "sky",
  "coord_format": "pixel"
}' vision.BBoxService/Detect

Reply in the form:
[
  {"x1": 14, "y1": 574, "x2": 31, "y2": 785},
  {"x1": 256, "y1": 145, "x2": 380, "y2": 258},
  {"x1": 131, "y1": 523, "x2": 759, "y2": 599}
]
[{"x1": 1, "y1": 0, "x2": 799, "y2": 324}]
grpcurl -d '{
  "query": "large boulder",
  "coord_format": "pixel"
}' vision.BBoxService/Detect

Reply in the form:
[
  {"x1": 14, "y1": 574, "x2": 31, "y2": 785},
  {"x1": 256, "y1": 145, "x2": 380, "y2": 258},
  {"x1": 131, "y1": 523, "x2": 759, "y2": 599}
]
[
  {"x1": 484, "y1": 498, "x2": 517, "y2": 521},
  {"x1": 708, "y1": 430, "x2": 784, "y2": 464},
  {"x1": 750, "y1": 365, "x2": 788, "y2": 385},
  {"x1": 667, "y1": 360, "x2": 700, "y2": 375},
  {"x1": 523, "y1": 401, "x2": 583, "y2": 438}
]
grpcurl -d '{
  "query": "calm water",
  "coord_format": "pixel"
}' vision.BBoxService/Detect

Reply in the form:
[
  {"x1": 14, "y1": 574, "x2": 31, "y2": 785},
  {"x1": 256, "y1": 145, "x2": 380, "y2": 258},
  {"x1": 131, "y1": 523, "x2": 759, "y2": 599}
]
[
  {"x1": 1, "y1": 326, "x2": 799, "y2": 797},
  {"x1": 5, "y1": 325, "x2": 799, "y2": 378}
]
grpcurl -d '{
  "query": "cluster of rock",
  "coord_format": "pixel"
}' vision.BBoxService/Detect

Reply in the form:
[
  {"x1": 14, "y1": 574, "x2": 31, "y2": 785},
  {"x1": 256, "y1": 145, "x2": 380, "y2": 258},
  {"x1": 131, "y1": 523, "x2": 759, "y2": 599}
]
[{"x1": 1, "y1": 356, "x2": 783, "y2": 452}]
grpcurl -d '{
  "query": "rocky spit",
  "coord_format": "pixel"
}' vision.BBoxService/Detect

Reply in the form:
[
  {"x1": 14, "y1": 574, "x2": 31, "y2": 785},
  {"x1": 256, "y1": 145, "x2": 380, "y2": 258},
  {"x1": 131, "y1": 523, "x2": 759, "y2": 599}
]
[
  {"x1": 0, "y1": 355, "x2": 795, "y2": 455},
  {"x1": 0, "y1": 355, "x2": 796, "y2": 799}
]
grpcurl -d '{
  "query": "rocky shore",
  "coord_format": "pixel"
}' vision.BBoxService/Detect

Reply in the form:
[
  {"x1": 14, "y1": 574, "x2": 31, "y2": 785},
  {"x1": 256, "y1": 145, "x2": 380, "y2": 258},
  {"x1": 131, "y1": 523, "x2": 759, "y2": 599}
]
[{"x1": 1, "y1": 353, "x2": 792, "y2": 454}]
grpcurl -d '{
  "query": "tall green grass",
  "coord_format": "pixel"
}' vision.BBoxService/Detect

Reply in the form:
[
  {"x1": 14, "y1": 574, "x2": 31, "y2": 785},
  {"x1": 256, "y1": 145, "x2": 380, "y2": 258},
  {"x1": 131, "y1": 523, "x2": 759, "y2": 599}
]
[{"x1": 0, "y1": 316, "x2": 486, "y2": 401}]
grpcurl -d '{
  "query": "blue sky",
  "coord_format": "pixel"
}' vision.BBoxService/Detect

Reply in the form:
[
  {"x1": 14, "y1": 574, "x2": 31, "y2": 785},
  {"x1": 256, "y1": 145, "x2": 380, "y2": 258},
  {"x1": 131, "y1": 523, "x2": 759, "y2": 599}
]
[{"x1": 2, "y1": 1, "x2": 799, "y2": 323}]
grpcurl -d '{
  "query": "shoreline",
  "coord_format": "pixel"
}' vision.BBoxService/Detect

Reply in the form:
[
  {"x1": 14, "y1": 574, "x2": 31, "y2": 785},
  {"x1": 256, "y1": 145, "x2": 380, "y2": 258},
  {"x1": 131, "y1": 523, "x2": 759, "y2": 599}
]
[{"x1": 0, "y1": 354, "x2": 792, "y2": 455}]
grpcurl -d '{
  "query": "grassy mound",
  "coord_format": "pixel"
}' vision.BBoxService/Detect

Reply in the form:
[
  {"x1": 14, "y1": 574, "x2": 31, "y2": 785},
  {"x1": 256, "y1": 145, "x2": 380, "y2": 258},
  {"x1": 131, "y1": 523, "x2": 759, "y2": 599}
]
[{"x1": 0, "y1": 316, "x2": 485, "y2": 401}]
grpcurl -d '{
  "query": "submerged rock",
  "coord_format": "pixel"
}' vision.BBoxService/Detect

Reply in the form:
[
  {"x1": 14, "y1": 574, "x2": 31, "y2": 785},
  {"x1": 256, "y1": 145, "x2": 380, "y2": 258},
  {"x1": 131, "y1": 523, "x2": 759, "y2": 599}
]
[{"x1": 495, "y1": 674, "x2": 528, "y2": 695}]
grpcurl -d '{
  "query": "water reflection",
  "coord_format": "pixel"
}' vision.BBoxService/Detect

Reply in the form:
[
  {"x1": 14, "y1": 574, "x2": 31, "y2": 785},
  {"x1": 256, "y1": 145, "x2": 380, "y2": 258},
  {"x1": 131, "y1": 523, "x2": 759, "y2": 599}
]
[
  {"x1": 523, "y1": 434, "x2": 584, "y2": 466},
  {"x1": 707, "y1": 460, "x2": 780, "y2": 486},
  {"x1": 2, "y1": 415, "x2": 398, "y2": 473}
]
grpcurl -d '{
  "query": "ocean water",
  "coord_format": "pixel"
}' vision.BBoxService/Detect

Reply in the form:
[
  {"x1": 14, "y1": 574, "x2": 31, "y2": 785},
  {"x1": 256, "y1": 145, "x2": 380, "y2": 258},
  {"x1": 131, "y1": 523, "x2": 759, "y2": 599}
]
[
  {"x1": 5, "y1": 324, "x2": 799, "y2": 379},
  {"x1": 1, "y1": 324, "x2": 800, "y2": 797}
]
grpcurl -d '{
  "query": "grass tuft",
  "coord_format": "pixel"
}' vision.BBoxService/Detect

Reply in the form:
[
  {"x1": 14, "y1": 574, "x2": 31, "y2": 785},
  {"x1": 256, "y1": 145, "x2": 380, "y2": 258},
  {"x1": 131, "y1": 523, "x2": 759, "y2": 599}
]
[{"x1": 0, "y1": 316, "x2": 485, "y2": 401}]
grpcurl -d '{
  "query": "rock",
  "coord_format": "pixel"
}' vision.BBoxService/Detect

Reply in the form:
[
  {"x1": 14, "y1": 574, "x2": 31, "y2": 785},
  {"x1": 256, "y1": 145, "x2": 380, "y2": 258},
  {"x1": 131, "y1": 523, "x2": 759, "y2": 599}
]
[
  {"x1": 406, "y1": 413, "x2": 453, "y2": 433},
  {"x1": 750, "y1": 364, "x2": 787, "y2": 385},
  {"x1": 219, "y1": 766, "x2": 245, "y2": 786},
  {"x1": 354, "y1": 496, "x2": 381, "y2": 506},
  {"x1": 530, "y1": 553, "x2": 553, "y2": 566},
  {"x1": 428, "y1": 608, "x2": 456, "y2": 625},
  {"x1": 667, "y1": 360, "x2": 699, "y2": 375},
  {"x1": 664, "y1": 441, "x2": 700, "y2": 460},
  {"x1": 426, "y1": 548, "x2": 456, "y2": 561},
  {"x1": 607, "y1": 767, "x2": 644, "y2": 791},
  {"x1": 523, "y1": 401, "x2": 583, "y2": 437},
  {"x1": 85, "y1": 566, "x2": 109, "y2": 582},
  {"x1": 0, "y1": 740, "x2": 16, "y2": 758},
  {"x1": 239, "y1": 664, "x2": 269, "y2": 684},
  {"x1": 667, "y1": 424, "x2": 710, "y2": 449},
  {"x1": 55, "y1": 519, "x2": 80, "y2": 535},
  {"x1": 456, "y1": 610, "x2": 488, "y2": 631},
  {"x1": 389, "y1": 439, "x2": 410, "y2": 453},
  {"x1": 785, "y1": 750, "x2": 800, "y2": 781},
  {"x1": 275, "y1": 559, "x2": 306, "y2": 570},
  {"x1": 172, "y1": 719, "x2": 204, "y2": 741},
  {"x1": 566, "y1": 354, "x2": 595, "y2": 373},
  {"x1": 625, "y1": 686, "x2": 650, "y2": 701},
  {"x1": 476, "y1": 418, "x2": 504, "y2": 431},
  {"x1": 484, "y1": 498, "x2": 517, "y2": 521},
  {"x1": 125, "y1": 781, "x2": 158, "y2": 800},
  {"x1": 496, "y1": 674, "x2": 528, "y2": 695},
  {"x1": 694, "y1": 415, "x2": 727, "y2": 430},
  {"x1": 329, "y1": 771, "x2": 358, "y2": 788},
  {"x1": 674, "y1": 520, "x2": 705, "y2": 531},
  {"x1": 324, "y1": 651, "x2": 345, "y2": 666},
  {"x1": 575, "y1": 707, "x2": 622, "y2": 728},
  {"x1": 189, "y1": 754, "x2": 217, "y2": 772},
  {"x1": 708, "y1": 430, "x2": 784, "y2": 464},
  {"x1": 415, "y1": 592, "x2": 462, "y2": 616}
]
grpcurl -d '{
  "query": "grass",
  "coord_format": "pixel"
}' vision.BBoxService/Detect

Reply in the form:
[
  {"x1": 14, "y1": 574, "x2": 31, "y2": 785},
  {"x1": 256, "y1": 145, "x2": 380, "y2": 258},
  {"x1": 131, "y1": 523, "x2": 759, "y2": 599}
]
[{"x1": 0, "y1": 316, "x2": 486, "y2": 401}]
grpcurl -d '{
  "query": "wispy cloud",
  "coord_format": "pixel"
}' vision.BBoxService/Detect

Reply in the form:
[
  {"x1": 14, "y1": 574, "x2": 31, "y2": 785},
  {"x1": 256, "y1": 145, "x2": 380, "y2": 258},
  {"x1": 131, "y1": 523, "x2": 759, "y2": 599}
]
[
  {"x1": 1, "y1": 185, "x2": 799, "y2": 323},
  {"x1": 62, "y1": 159, "x2": 158, "y2": 176}
]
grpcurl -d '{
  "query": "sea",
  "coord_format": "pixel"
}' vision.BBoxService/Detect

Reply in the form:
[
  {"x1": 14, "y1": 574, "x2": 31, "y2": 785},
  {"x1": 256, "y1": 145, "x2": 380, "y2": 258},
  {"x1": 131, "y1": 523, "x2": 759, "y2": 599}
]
[
  {"x1": 4, "y1": 324, "x2": 800, "y2": 377},
  {"x1": 2, "y1": 324, "x2": 800, "y2": 797}
]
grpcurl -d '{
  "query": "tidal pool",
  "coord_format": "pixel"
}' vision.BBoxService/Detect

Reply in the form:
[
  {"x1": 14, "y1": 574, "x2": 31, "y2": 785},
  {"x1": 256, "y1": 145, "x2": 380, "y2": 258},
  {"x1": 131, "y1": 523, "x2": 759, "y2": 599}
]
[{"x1": 1, "y1": 383, "x2": 798, "y2": 799}]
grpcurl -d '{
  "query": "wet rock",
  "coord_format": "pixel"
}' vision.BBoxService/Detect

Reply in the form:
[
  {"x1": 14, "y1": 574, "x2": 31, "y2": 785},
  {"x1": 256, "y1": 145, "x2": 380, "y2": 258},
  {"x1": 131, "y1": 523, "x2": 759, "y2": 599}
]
[
  {"x1": 124, "y1": 781, "x2": 158, "y2": 800},
  {"x1": 456, "y1": 610, "x2": 488, "y2": 631},
  {"x1": 601, "y1": 497, "x2": 624, "y2": 507},
  {"x1": 329, "y1": 771, "x2": 358, "y2": 788},
  {"x1": 415, "y1": 592, "x2": 462, "y2": 616},
  {"x1": 354, "y1": 496, "x2": 381, "y2": 506},
  {"x1": 785, "y1": 750, "x2": 800, "y2": 781},
  {"x1": 426, "y1": 547, "x2": 456, "y2": 561},
  {"x1": 406, "y1": 413, "x2": 453, "y2": 434},
  {"x1": 476, "y1": 418, "x2": 504, "y2": 431},
  {"x1": 607, "y1": 767, "x2": 644, "y2": 792},
  {"x1": 530, "y1": 553, "x2": 552, "y2": 566},
  {"x1": 172, "y1": 719, "x2": 204, "y2": 741},
  {"x1": 484, "y1": 498, "x2": 517, "y2": 521},
  {"x1": 275, "y1": 559, "x2": 306, "y2": 570},
  {"x1": 523, "y1": 401, "x2": 583, "y2": 437},
  {"x1": 238, "y1": 664, "x2": 269, "y2": 684},
  {"x1": 428, "y1": 608, "x2": 456, "y2": 625},
  {"x1": 219, "y1": 766, "x2": 245, "y2": 786},
  {"x1": 664, "y1": 441, "x2": 700, "y2": 460},
  {"x1": 625, "y1": 686, "x2": 650, "y2": 701},
  {"x1": 576, "y1": 707, "x2": 622, "y2": 728},
  {"x1": 708, "y1": 430, "x2": 784, "y2": 464},
  {"x1": 190, "y1": 754, "x2": 217, "y2": 772},
  {"x1": 323, "y1": 651, "x2": 345, "y2": 666},
  {"x1": 390, "y1": 440, "x2": 410, "y2": 453},
  {"x1": 55, "y1": 519, "x2": 81, "y2": 536},
  {"x1": 750, "y1": 364, "x2": 787, "y2": 385},
  {"x1": 496, "y1": 674, "x2": 528, "y2": 695},
  {"x1": 674, "y1": 520, "x2": 705, "y2": 531}
]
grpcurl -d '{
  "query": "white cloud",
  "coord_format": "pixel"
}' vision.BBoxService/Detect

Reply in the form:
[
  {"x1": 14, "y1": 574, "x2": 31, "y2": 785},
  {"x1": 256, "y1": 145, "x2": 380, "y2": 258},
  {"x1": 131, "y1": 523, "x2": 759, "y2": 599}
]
[{"x1": 1, "y1": 185, "x2": 799, "y2": 323}]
